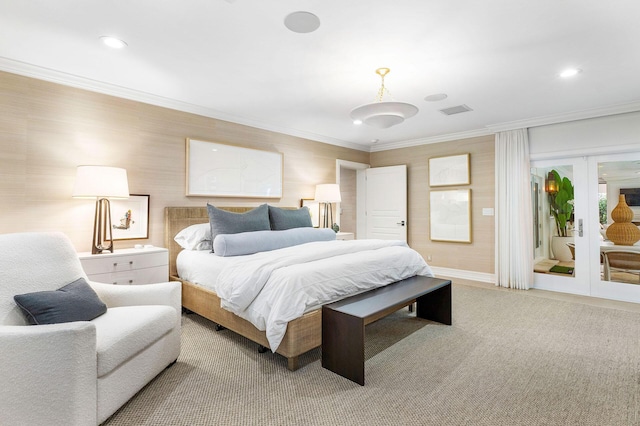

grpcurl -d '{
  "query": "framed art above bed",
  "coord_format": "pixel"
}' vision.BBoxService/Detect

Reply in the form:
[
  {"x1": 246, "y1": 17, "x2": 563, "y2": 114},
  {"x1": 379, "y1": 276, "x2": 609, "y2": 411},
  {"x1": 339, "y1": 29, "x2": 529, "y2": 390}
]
[{"x1": 186, "y1": 138, "x2": 283, "y2": 198}]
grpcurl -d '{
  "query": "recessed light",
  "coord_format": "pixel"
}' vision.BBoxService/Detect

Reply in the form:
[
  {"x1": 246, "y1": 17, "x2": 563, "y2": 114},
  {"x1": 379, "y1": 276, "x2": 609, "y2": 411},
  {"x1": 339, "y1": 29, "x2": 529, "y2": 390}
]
[
  {"x1": 100, "y1": 36, "x2": 127, "y2": 49},
  {"x1": 559, "y1": 68, "x2": 581, "y2": 78},
  {"x1": 424, "y1": 93, "x2": 448, "y2": 102},
  {"x1": 284, "y1": 11, "x2": 321, "y2": 33}
]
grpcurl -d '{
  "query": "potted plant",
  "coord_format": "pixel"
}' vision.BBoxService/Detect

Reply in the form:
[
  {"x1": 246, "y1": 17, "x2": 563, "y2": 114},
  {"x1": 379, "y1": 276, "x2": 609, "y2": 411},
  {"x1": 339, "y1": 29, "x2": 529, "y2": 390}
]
[
  {"x1": 548, "y1": 169, "x2": 574, "y2": 237},
  {"x1": 547, "y1": 169, "x2": 574, "y2": 261}
]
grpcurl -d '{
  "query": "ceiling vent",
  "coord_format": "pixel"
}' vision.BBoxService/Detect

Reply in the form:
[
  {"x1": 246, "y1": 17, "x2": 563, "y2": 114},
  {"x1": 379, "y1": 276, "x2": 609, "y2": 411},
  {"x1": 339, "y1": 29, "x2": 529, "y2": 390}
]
[{"x1": 439, "y1": 104, "x2": 473, "y2": 115}]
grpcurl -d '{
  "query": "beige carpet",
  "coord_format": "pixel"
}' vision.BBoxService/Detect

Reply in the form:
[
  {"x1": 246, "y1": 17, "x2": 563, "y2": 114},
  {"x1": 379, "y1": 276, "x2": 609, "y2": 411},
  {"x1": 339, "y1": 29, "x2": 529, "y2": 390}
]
[{"x1": 104, "y1": 283, "x2": 640, "y2": 425}]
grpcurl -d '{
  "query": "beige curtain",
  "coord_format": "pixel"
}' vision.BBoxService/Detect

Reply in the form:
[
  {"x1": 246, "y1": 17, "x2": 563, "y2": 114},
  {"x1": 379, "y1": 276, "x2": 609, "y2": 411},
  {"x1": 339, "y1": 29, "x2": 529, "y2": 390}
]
[{"x1": 495, "y1": 129, "x2": 534, "y2": 289}]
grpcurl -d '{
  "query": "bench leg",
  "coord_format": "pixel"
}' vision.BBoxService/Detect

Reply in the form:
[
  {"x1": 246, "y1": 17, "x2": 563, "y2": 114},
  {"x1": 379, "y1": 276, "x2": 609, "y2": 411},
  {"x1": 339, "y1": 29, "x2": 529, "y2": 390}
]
[
  {"x1": 322, "y1": 306, "x2": 365, "y2": 385},
  {"x1": 416, "y1": 282, "x2": 452, "y2": 325}
]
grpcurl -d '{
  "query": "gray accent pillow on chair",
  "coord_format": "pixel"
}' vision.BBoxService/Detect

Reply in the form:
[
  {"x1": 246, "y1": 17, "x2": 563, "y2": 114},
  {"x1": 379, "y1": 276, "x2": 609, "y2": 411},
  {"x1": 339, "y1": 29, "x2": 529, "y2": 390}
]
[
  {"x1": 268, "y1": 205, "x2": 312, "y2": 230},
  {"x1": 14, "y1": 277, "x2": 107, "y2": 325},
  {"x1": 206, "y1": 204, "x2": 271, "y2": 249}
]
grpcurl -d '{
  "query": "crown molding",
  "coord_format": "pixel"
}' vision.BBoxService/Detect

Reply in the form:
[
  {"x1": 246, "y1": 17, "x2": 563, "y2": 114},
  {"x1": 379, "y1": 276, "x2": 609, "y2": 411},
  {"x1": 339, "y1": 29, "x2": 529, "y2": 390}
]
[
  {"x1": 0, "y1": 57, "x2": 371, "y2": 152},
  {"x1": 370, "y1": 128, "x2": 494, "y2": 152},
  {"x1": 486, "y1": 101, "x2": 640, "y2": 133},
  {"x1": 3, "y1": 57, "x2": 639, "y2": 155}
]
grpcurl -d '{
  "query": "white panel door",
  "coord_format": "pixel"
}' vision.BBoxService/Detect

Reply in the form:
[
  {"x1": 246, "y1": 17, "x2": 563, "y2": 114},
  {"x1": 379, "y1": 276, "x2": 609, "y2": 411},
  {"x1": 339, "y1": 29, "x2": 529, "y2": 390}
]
[{"x1": 365, "y1": 165, "x2": 407, "y2": 241}]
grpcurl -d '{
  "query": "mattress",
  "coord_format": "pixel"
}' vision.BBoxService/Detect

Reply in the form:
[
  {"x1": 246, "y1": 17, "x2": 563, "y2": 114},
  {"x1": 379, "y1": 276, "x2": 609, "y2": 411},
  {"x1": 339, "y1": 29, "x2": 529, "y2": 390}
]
[{"x1": 177, "y1": 239, "x2": 433, "y2": 351}]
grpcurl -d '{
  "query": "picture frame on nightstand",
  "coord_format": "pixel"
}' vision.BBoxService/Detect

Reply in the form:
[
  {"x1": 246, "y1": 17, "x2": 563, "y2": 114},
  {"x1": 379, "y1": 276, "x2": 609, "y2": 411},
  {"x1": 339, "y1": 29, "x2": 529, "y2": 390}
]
[
  {"x1": 300, "y1": 198, "x2": 320, "y2": 228},
  {"x1": 110, "y1": 194, "x2": 150, "y2": 240}
]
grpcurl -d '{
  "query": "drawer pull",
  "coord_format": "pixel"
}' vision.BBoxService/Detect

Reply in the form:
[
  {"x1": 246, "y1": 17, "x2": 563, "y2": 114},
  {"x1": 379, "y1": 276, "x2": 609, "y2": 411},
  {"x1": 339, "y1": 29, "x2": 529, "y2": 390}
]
[{"x1": 128, "y1": 279, "x2": 133, "y2": 284}]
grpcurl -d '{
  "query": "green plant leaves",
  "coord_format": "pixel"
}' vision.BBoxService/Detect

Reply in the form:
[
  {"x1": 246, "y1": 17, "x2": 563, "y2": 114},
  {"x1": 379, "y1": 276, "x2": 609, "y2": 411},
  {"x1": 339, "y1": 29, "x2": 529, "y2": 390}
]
[{"x1": 548, "y1": 170, "x2": 574, "y2": 237}]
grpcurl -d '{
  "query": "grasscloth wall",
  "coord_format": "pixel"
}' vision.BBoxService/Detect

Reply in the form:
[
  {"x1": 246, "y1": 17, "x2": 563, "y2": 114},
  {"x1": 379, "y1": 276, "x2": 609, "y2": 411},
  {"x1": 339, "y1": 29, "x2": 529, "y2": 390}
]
[
  {"x1": 370, "y1": 135, "x2": 495, "y2": 274},
  {"x1": 0, "y1": 70, "x2": 494, "y2": 275},
  {"x1": 0, "y1": 71, "x2": 369, "y2": 252}
]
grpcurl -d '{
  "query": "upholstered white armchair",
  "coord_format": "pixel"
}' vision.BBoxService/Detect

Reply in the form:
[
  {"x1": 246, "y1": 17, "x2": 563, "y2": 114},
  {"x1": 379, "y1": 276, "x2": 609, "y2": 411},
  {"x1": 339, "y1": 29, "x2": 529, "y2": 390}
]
[{"x1": 0, "y1": 232, "x2": 181, "y2": 425}]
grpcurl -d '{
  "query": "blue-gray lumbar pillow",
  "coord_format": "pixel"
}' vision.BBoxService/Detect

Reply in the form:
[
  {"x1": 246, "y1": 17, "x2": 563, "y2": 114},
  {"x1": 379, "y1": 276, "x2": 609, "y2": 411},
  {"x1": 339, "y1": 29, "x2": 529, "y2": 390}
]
[
  {"x1": 206, "y1": 204, "x2": 271, "y2": 250},
  {"x1": 14, "y1": 277, "x2": 107, "y2": 325},
  {"x1": 268, "y1": 205, "x2": 313, "y2": 230},
  {"x1": 213, "y1": 227, "x2": 336, "y2": 257}
]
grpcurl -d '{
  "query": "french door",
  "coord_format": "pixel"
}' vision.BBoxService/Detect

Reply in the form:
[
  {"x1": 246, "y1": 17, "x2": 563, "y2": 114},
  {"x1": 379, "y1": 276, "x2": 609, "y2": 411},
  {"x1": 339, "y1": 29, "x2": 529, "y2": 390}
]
[
  {"x1": 531, "y1": 157, "x2": 590, "y2": 295},
  {"x1": 531, "y1": 152, "x2": 640, "y2": 303}
]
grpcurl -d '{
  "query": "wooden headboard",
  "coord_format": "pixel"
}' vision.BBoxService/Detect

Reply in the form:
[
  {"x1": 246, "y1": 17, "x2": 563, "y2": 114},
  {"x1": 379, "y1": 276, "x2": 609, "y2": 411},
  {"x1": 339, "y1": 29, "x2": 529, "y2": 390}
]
[
  {"x1": 164, "y1": 206, "x2": 298, "y2": 277},
  {"x1": 164, "y1": 206, "x2": 254, "y2": 277}
]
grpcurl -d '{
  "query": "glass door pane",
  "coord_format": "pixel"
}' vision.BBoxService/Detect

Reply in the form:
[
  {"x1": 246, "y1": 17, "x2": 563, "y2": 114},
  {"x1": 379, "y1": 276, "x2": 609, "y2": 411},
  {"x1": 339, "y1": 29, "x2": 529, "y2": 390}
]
[
  {"x1": 593, "y1": 158, "x2": 640, "y2": 297},
  {"x1": 531, "y1": 157, "x2": 591, "y2": 296}
]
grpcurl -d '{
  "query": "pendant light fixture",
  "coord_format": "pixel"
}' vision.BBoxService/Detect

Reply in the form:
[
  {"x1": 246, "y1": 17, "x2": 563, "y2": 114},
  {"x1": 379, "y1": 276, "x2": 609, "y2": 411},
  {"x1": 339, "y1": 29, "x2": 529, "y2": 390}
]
[{"x1": 350, "y1": 68, "x2": 418, "y2": 129}]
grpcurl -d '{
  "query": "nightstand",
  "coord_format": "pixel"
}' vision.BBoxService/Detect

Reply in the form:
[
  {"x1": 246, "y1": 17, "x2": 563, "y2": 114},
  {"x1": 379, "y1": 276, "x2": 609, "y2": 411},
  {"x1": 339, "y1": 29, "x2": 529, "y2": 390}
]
[
  {"x1": 336, "y1": 232, "x2": 355, "y2": 240},
  {"x1": 78, "y1": 247, "x2": 169, "y2": 285}
]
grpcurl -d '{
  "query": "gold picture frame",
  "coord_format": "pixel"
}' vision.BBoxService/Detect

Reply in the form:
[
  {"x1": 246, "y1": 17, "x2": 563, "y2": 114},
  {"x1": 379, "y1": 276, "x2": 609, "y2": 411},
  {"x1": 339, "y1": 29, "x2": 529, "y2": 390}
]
[
  {"x1": 429, "y1": 189, "x2": 472, "y2": 243},
  {"x1": 428, "y1": 153, "x2": 470, "y2": 187}
]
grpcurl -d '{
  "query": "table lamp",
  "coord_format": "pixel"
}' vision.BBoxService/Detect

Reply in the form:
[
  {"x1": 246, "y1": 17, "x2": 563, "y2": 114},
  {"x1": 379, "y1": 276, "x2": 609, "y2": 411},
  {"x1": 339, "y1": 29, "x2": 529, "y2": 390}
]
[
  {"x1": 314, "y1": 184, "x2": 341, "y2": 229},
  {"x1": 73, "y1": 166, "x2": 130, "y2": 254}
]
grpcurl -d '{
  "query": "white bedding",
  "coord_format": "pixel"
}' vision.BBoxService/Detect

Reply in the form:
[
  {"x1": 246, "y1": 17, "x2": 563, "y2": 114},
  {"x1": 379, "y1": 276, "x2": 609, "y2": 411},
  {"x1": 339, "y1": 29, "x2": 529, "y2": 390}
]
[{"x1": 178, "y1": 239, "x2": 433, "y2": 351}]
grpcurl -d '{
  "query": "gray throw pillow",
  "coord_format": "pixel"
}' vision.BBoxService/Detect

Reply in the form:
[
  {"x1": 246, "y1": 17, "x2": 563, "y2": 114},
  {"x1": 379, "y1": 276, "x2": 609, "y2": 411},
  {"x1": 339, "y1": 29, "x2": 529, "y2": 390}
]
[
  {"x1": 268, "y1": 205, "x2": 312, "y2": 230},
  {"x1": 206, "y1": 204, "x2": 271, "y2": 249},
  {"x1": 14, "y1": 277, "x2": 107, "y2": 325}
]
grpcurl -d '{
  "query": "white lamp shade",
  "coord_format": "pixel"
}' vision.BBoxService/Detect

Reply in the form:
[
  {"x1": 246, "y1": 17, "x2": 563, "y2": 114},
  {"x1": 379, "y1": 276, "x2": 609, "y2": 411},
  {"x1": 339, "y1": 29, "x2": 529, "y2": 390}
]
[
  {"x1": 72, "y1": 166, "x2": 129, "y2": 198},
  {"x1": 314, "y1": 184, "x2": 341, "y2": 203}
]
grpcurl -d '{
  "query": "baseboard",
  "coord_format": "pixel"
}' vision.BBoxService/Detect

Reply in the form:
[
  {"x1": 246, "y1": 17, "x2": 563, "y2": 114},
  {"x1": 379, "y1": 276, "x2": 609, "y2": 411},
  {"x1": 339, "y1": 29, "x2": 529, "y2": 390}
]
[{"x1": 430, "y1": 266, "x2": 495, "y2": 284}]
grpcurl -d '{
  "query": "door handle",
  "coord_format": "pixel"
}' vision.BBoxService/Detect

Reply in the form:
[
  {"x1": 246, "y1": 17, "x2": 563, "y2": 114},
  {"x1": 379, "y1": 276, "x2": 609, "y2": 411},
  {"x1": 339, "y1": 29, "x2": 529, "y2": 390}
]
[
  {"x1": 578, "y1": 219, "x2": 583, "y2": 237},
  {"x1": 397, "y1": 220, "x2": 405, "y2": 226}
]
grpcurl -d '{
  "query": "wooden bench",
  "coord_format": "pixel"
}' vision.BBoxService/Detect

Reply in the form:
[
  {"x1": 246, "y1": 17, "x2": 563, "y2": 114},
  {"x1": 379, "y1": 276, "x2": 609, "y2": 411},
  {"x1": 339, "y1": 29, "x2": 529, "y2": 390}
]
[{"x1": 321, "y1": 275, "x2": 452, "y2": 385}]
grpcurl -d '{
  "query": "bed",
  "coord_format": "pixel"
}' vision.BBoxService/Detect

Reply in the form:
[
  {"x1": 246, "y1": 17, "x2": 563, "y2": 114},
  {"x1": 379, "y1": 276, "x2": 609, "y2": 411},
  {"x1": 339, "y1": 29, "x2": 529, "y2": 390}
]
[{"x1": 164, "y1": 206, "x2": 432, "y2": 370}]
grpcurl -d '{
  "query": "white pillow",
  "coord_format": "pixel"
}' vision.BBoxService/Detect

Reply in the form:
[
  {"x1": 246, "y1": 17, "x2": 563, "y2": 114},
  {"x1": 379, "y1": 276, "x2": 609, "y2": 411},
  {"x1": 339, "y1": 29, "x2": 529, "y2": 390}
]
[{"x1": 174, "y1": 223, "x2": 212, "y2": 250}]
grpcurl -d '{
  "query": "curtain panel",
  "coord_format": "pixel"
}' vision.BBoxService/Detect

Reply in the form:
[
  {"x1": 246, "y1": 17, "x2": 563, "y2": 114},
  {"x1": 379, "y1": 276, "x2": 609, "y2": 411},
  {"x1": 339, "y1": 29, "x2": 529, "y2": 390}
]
[{"x1": 495, "y1": 129, "x2": 534, "y2": 289}]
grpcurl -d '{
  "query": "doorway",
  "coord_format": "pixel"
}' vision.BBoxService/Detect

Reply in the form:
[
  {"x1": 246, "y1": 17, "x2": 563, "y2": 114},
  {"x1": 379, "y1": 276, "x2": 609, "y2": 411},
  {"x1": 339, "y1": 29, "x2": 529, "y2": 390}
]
[
  {"x1": 531, "y1": 153, "x2": 640, "y2": 302},
  {"x1": 336, "y1": 160, "x2": 408, "y2": 241}
]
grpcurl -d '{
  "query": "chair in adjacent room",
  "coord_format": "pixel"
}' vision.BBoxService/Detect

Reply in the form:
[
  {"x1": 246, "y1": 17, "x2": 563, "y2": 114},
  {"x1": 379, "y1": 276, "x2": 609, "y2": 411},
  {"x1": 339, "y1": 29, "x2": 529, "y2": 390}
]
[{"x1": 602, "y1": 250, "x2": 640, "y2": 283}]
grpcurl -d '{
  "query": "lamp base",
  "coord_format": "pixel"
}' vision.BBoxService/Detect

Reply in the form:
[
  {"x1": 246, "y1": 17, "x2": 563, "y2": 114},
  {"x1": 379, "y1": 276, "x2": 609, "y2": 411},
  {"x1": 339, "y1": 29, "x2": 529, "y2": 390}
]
[{"x1": 92, "y1": 198, "x2": 114, "y2": 254}]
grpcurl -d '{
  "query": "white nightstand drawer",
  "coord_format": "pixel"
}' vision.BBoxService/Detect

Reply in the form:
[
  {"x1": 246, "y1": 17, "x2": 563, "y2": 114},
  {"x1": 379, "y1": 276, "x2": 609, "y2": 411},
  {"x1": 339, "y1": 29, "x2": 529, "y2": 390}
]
[
  {"x1": 336, "y1": 232, "x2": 355, "y2": 240},
  {"x1": 80, "y1": 250, "x2": 167, "y2": 275},
  {"x1": 88, "y1": 266, "x2": 168, "y2": 285},
  {"x1": 78, "y1": 247, "x2": 169, "y2": 285}
]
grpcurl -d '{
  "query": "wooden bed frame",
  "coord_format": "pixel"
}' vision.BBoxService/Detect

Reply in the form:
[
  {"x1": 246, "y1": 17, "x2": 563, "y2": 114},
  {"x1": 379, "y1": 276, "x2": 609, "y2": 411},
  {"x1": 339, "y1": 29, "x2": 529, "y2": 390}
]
[{"x1": 164, "y1": 206, "x2": 321, "y2": 371}]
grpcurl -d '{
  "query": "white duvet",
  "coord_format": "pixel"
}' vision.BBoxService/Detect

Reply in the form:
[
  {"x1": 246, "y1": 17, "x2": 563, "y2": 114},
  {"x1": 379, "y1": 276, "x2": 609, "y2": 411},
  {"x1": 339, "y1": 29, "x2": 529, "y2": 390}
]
[{"x1": 215, "y1": 239, "x2": 433, "y2": 351}]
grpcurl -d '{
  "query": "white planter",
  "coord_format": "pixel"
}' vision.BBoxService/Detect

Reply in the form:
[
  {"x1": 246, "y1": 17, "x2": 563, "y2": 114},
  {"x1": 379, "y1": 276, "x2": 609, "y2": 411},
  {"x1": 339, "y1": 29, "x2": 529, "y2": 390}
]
[{"x1": 551, "y1": 236, "x2": 574, "y2": 261}]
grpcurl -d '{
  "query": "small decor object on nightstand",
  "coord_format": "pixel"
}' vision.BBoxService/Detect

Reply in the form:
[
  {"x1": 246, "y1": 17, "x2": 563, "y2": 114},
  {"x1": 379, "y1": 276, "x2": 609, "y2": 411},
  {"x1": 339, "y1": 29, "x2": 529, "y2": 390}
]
[
  {"x1": 110, "y1": 195, "x2": 150, "y2": 240},
  {"x1": 331, "y1": 223, "x2": 340, "y2": 233}
]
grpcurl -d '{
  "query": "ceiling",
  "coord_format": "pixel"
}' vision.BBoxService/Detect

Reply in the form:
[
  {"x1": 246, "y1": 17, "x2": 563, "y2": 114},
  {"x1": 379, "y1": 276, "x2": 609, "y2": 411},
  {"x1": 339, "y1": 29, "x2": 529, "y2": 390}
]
[{"x1": 1, "y1": 0, "x2": 639, "y2": 152}]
